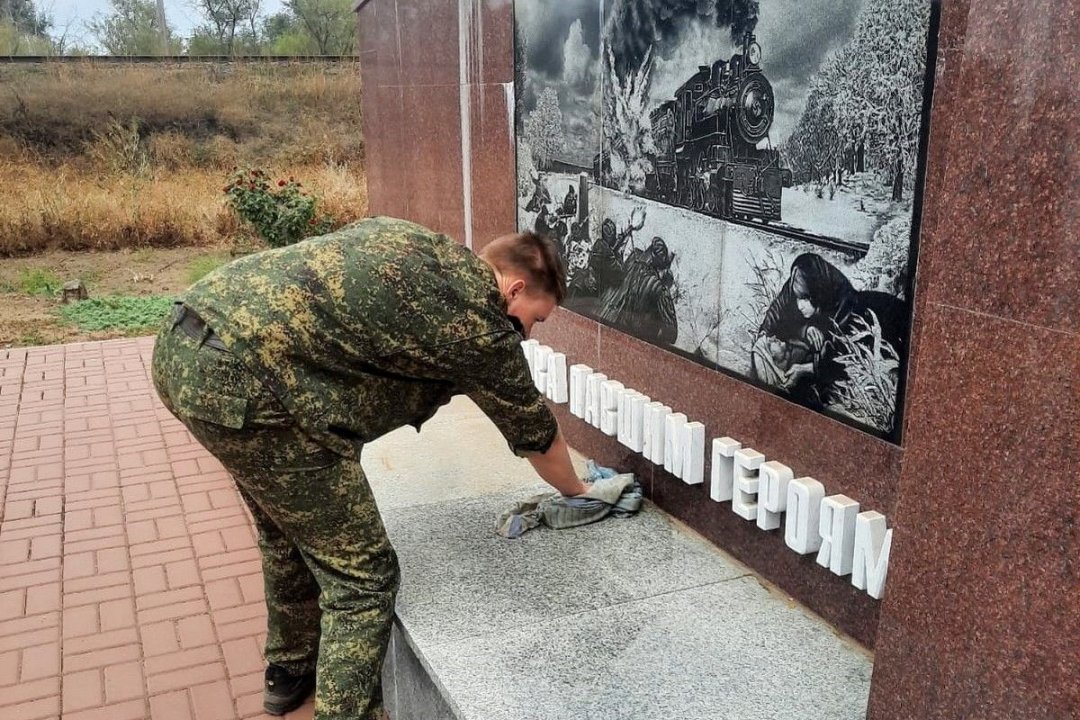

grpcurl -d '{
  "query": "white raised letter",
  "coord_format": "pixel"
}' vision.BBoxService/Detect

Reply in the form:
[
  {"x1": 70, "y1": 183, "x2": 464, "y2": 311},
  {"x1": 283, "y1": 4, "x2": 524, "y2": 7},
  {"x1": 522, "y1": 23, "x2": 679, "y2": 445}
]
[
  {"x1": 569, "y1": 365, "x2": 591, "y2": 417},
  {"x1": 680, "y1": 422, "x2": 705, "y2": 485},
  {"x1": 732, "y1": 448, "x2": 765, "y2": 521},
  {"x1": 816, "y1": 495, "x2": 859, "y2": 576},
  {"x1": 641, "y1": 402, "x2": 667, "y2": 464},
  {"x1": 784, "y1": 477, "x2": 825, "y2": 554},
  {"x1": 600, "y1": 380, "x2": 623, "y2": 436},
  {"x1": 757, "y1": 461, "x2": 793, "y2": 531},
  {"x1": 546, "y1": 352, "x2": 568, "y2": 404},
  {"x1": 521, "y1": 339, "x2": 538, "y2": 371},
  {"x1": 584, "y1": 373, "x2": 606, "y2": 428},
  {"x1": 628, "y1": 393, "x2": 648, "y2": 453},
  {"x1": 663, "y1": 413, "x2": 688, "y2": 476},
  {"x1": 710, "y1": 437, "x2": 742, "y2": 503},
  {"x1": 532, "y1": 345, "x2": 552, "y2": 392},
  {"x1": 617, "y1": 389, "x2": 635, "y2": 448},
  {"x1": 851, "y1": 511, "x2": 892, "y2": 599}
]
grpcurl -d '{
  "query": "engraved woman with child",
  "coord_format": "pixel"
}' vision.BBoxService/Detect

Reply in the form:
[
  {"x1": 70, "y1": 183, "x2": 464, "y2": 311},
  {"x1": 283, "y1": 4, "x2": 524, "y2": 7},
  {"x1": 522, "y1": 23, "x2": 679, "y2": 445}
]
[{"x1": 750, "y1": 253, "x2": 906, "y2": 412}]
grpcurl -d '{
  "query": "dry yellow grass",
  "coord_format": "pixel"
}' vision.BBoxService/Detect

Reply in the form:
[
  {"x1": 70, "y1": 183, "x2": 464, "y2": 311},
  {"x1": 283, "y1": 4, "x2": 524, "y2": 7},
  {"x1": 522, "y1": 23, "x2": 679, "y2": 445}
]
[
  {"x1": 0, "y1": 162, "x2": 368, "y2": 255},
  {"x1": 0, "y1": 61, "x2": 368, "y2": 256}
]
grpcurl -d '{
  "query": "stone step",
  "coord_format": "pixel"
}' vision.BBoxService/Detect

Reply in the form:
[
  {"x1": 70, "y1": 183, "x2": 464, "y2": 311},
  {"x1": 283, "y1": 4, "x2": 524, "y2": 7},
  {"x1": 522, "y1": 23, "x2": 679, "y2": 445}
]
[{"x1": 365, "y1": 397, "x2": 872, "y2": 720}]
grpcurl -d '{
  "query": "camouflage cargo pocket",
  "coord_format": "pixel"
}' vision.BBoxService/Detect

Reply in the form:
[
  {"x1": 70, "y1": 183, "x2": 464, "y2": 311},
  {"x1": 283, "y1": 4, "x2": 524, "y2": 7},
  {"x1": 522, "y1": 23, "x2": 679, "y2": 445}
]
[{"x1": 171, "y1": 388, "x2": 249, "y2": 430}]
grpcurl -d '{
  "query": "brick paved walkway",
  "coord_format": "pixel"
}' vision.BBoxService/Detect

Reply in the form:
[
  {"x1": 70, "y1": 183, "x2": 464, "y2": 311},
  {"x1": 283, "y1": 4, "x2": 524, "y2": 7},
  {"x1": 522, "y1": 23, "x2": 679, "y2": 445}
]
[{"x1": 0, "y1": 338, "x2": 313, "y2": 720}]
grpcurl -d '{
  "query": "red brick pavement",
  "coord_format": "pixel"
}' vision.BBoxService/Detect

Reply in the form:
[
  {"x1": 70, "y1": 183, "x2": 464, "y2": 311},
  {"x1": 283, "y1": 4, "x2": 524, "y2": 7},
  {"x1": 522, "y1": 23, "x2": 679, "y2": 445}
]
[{"x1": 0, "y1": 338, "x2": 313, "y2": 720}]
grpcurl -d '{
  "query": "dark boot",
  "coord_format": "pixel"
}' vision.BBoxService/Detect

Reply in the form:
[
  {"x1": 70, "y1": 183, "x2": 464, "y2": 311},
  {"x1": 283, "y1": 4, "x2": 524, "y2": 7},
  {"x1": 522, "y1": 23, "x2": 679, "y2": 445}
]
[{"x1": 264, "y1": 663, "x2": 316, "y2": 716}]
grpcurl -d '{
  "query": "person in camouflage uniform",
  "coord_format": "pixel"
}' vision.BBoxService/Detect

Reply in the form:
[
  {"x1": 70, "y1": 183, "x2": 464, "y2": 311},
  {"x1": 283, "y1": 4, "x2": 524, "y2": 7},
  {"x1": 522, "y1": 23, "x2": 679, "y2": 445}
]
[{"x1": 151, "y1": 217, "x2": 589, "y2": 720}]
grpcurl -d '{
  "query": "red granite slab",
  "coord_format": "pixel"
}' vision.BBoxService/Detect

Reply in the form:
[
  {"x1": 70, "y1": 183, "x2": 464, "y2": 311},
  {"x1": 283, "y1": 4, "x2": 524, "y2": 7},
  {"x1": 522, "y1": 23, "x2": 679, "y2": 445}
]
[
  {"x1": 400, "y1": 84, "x2": 465, "y2": 241},
  {"x1": 395, "y1": 0, "x2": 460, "y2": 87},
  {"x1": 459, "y1": 0, "x2": 514, "y2": 85},
  {"x1": 868, "y1": 302, "x2": 1080, "y2": 720},
  {"x1": 356, "y1": 1, "x2": 395, "y2": 87},
  {"x1": 917, "y1": 1, "x2": 1080, "y2": 333},
  {"x1": 361, "y1": 84, "x2": 408, "y2": 219},
  {"x1": 466, "y1": 83, "x2": 517, "y2": 252}
]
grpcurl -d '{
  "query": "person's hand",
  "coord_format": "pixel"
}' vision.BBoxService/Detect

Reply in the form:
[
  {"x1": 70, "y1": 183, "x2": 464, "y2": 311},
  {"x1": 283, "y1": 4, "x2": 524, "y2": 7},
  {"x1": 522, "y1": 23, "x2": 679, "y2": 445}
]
[{"x1": 781, "y1": 362, "x2": 815, "y2": 389}]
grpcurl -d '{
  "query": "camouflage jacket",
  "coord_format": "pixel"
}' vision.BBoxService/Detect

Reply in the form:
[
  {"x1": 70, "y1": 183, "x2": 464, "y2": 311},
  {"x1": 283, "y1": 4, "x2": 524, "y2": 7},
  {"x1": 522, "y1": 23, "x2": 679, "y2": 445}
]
[{"x1": 181, "y1": 217, "x2": 557, "y2": 458}]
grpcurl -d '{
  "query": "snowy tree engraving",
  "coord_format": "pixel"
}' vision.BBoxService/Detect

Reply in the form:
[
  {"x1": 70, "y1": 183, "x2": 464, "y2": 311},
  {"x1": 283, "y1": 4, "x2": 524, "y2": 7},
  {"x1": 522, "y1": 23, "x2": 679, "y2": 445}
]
[
  {"x1": 523, "y1": 88, "x2": 566, "y2": 171},
  {"x1": 784, "y1": 0, "x2": 929, "y2": 199}
]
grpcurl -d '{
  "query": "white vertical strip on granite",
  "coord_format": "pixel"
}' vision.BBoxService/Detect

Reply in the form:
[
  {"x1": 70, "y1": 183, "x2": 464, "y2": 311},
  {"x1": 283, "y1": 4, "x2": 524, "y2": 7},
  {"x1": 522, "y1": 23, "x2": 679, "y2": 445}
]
[{"x1": 458, "y1": 0, "x2": 475, "y2": 248}]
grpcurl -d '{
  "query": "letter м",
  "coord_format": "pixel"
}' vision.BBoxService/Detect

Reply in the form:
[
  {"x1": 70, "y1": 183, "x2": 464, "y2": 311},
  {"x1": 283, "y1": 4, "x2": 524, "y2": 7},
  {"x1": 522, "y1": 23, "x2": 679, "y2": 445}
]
[
  {"x1": 569, "y1": 364, "x2": 592, "y2": 418},
  {"x1": 851, "y1": 511, "x2": 892, "y2": 599}
]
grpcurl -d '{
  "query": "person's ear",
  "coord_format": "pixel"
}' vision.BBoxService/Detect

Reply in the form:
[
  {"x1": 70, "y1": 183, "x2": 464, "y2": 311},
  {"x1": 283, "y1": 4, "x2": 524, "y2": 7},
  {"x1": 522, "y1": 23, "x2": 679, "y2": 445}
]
[{"x1": 507, "y1": 278, "x2": 526, "y2": 300}]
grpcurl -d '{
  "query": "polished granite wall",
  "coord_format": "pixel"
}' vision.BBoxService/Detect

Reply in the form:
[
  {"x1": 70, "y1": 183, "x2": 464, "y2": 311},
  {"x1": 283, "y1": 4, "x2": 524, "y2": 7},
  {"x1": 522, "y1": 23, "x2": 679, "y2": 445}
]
[
  {"x1": 356, "y1": 0, "x2": 515, "y2": 252},
  {"x1": 866, "y1": 1, "x2": 1079, "y2": 718},
  {"x1": 356, "y1": 0, "x2": 1078, "y2": 715}
]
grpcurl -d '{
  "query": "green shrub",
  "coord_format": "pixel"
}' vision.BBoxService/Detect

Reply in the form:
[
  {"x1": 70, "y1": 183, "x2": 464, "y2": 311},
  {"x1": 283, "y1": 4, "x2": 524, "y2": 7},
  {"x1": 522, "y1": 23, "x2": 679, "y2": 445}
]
[
  {"x1": 60, "y1": 296, "x2": 173, "y2": 332},
  {"x1": 223, "y1": 168, "x2": 334, "y2": 248},
  {"x1": 19, "y1": 268, "x2": 62, "y2": 296}
]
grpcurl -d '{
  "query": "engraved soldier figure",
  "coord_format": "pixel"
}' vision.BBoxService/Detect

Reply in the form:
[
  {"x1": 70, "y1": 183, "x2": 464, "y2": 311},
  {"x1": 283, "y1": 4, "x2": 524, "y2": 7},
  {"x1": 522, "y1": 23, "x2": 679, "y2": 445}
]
[
  {"x1": 559, "y1": 184, "x2": 578, "y2": 218},
  {"x1": 568, "y1": 208, "x2": 646, "y2": 309},
  {"x1": 151, "y1": 218, "x2": 590, "y2": 720},
  {"x1": 598, "y1": 236, "x2": 678, "y2": 345},
  {"x1": 524, "y1": 172, "x2": 552, "y2": 213}
]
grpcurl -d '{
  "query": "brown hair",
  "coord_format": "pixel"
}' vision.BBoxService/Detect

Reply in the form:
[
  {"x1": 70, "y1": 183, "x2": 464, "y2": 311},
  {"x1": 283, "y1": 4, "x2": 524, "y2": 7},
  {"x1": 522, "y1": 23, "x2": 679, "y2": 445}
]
[{"x1": 479, "y1": 231, "x2": 567, "y2": 304}]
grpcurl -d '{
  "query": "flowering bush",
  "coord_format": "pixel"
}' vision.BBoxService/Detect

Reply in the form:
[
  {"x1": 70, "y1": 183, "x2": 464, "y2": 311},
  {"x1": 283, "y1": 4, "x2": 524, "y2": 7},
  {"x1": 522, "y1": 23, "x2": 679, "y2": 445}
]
[{"x1": 223, "y1": 168, "x2": 334, "y2": 248}]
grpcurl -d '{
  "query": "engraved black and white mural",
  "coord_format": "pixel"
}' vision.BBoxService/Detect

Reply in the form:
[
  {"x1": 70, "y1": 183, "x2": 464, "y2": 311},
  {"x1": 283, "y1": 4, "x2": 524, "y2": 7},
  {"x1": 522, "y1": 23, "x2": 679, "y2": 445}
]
[{"x1": 515, "y1": 0, "x2": 937, "y2": 441}]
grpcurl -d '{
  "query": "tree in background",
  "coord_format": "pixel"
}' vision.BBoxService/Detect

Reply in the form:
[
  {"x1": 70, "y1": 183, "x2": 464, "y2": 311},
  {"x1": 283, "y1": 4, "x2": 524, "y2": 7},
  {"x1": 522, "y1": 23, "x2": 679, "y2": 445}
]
[
  {"x1": 189, "y1": 0, "x2": 262, "y2": 55},
  {"x1": 285, "y1": 0, "x2": 355, "y2": 55},
  {"x1": 0, "y1": 0, "x2": 52, "y2": 54},
  {"x1": 1, "y1": 0, "x2": 48, "y2": 35},
  {"x1": 523, "y1": 87, "x2": 565, "y2": 171},
  {"x1": 782, "y1": 0, "x2": 929, "y2": 200},
  {"x1": 87, "y1": 0, "x2": 179, "y2": 55},
  {"x1": 261, "y1": 10, "x2": 314, "y2": 54}
]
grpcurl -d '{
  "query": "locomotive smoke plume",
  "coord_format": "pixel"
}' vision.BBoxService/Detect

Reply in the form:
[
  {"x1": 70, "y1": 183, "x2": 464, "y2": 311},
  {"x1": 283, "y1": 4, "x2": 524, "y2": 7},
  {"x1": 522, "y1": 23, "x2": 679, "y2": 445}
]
[{"x1": 605, "y1": 0, "x2": 760, "y2": 80}]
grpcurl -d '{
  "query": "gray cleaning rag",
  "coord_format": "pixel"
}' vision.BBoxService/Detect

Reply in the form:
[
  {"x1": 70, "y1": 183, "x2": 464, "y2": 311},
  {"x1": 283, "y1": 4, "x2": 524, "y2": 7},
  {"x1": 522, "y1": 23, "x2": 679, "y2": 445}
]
[{"x1": 495, "y1": 461, "x2": 644, "y2": 539}]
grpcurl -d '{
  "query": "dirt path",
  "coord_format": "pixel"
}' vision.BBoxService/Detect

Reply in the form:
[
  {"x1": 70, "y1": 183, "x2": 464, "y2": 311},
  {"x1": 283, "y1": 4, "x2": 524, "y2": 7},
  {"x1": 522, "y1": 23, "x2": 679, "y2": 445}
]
[{"x1": 1, "y1": 245, "x2": 234, "y2": 347}]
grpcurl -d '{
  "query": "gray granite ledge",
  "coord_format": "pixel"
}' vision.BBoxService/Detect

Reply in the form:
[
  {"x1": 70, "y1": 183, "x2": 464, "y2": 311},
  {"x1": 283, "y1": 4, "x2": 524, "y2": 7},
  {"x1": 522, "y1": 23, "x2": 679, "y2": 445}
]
[{"x1": 367, "y1": 398, "x2": 872, "y2": 720}]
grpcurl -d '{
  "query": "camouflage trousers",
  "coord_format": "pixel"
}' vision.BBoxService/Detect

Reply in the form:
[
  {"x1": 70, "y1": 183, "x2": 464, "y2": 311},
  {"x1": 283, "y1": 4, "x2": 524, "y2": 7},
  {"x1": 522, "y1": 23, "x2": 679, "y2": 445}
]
[{"x1": 151, "y1": 315, "x2": 399, "y2": 720}]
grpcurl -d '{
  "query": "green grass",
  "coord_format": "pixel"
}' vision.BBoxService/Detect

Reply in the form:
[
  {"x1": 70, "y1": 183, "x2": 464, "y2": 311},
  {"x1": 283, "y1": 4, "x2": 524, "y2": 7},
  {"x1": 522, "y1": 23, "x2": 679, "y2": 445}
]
[
  {"x1": 59, "y1": 296, "x2": 173, "y2": 332},
  {"x1": 18, "y1": 330, "x2": 46, "y2": 346},
  {"x1": 186, "y1": 255, "x2": 228, "y2": 285},
  {"x1": 19, "y1": 268, "x2": 62, "y2": 296}
]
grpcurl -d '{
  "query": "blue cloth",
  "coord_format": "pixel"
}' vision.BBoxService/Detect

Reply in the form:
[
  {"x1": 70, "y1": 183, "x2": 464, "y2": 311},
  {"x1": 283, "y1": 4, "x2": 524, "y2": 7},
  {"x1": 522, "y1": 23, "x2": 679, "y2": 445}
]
[{"x1": 495, "y1": 460, "x2": 644, "y2": 539}]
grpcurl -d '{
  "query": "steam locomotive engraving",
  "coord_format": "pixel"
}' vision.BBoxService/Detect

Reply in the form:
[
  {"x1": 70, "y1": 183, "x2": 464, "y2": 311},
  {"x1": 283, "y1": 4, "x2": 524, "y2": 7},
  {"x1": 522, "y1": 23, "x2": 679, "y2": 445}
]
[{"x1": 598, "y1": 33, "x2": 791, "y2": 223}]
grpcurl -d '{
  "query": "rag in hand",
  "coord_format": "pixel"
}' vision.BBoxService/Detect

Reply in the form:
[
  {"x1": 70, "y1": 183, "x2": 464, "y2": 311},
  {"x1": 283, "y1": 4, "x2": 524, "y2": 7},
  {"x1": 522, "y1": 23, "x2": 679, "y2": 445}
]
[{"x1": 495, "y1": 461, "x2": 643, "y2": 539}]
